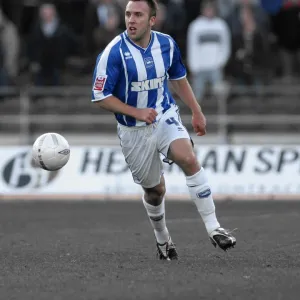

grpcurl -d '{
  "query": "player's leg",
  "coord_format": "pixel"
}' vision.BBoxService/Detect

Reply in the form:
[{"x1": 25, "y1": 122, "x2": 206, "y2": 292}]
[
  {"x1": 168, "y1": 138, "x2": 236, "y2": 251},
  {"x1": 157, "y1": 107, "x2": 236, "y2": 251},
  {"x1": 142, "y1": 175, "x2": 178, "y2": 260},
  {"x1": 142, "y1": 175, "x2": 169, "y2": 244},
  {"x1": 117, "y1": 124, "x2": 177, "y2": 260},
  {"x1": 167, "y1": 138, "x2": 219, "y2": 231}
]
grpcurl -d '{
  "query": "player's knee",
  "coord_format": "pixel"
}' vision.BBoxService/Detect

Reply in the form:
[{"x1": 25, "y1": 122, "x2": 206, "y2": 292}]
[
  {"x1": 184, "y1": 154, "x2": 198, "y2": 166},
  {"x1": 176, "y1": 153, "x2": 200, "y2": 174},
  {"x1": 147, "y1": 184, "x2": 166, "y2": 199},
  {"x1": 144, "y1": 184, "x2": 166, "y2": 206}
]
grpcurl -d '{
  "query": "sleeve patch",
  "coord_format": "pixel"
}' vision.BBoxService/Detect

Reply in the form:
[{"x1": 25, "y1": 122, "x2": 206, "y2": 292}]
[{"x1": 93, "y1": 75, "x2": 108, "y2": 92}]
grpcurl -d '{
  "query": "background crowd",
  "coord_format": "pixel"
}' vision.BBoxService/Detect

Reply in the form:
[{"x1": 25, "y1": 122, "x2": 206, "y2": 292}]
[{"x1": 0, "y1": 0, "x2": 299, "y2": 102}]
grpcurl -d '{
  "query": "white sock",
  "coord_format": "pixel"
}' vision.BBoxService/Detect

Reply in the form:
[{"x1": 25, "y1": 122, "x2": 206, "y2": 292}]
[
  {"x1": 142, "y1": 197, "x2": 170, "y2": 244},
  {"x1": 186, "y1": 167, "x2": 220, "y2": 234}
]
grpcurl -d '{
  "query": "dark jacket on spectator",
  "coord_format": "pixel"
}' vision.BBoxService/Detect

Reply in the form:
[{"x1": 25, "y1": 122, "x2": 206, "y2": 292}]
[
  {"x1": 228, "y1": 30, "x2": 270, "y2": 83},
  {"x1": 271, "y1": 3, "x2": 300, "y2": 52},
  {"x1": 83, "y1": 1, "x2": 123, "y2": 57},
  {"x1": 28, "y1": 19, "x2": 78, "y2": 70}
]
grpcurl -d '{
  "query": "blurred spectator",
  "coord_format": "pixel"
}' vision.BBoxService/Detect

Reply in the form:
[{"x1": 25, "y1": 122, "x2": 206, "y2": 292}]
[
  {"x1": 227, "y1": 3, "x2": 270, "y2": 87},
  {"x1": 0, "y1": 0, "x2": 23, "y2": 28},
  {"x1": 83, "y1": 0, "x2": 123, "y2": 66},
  {"x1": 0, "y1": 8, "x2": 20, "y2": 86},
  {"x1": 260, "y1": 0, "x2": 283, "y2": 15},
  {"x1": 216, "y1": 0, "x2": 236, "y2": 20},
  {"x1": 163, "y1": 0, "x2": 186, "y2": 57},
  {"x1": 270, "y1": 0, "x2": 300, "y2": 81},
  {"x1": 226, "y1": 0, "x2": 269, "y2": 36},
  {"x1": 152, "y1": 1, "x2": 167, "y2": 31},
  {"x1": 163, "y1": 0, "x2": 185, "y2": 37},
  {"x1": 114, "y1": 0, "x2": 127, "y2": 9},
  {"x1": 185, "y1": 0, "x2": 204, "y2": 26},
  {"x1": 27, "y1": 3, "x2": 79, "y2": 86},
  {"x1": 187, "y1": 1, "x2": 231, "y2": 102},
  {"x1": 15, "y1": 0, "x2": 40, "y2": 36},
  {"x1": 53, "y1": 0, "x2": 88, "y2": 35}
]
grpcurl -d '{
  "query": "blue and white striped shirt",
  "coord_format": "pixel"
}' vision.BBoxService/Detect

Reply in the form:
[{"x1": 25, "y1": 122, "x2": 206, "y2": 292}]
[{"x1": 91, "y1": 30, "x2": 186, "y2": 127}]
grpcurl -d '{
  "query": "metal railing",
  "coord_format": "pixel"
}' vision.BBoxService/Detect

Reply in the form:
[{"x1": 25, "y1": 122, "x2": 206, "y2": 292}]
[{"x1": 1, "y1": 84, "x2": 300, "y2": 145}]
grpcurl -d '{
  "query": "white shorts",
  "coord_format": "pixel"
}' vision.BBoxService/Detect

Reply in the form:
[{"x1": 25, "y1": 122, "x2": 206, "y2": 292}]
[{"x1": 117, "y1": 105, "x2": 190, "y2": 188}]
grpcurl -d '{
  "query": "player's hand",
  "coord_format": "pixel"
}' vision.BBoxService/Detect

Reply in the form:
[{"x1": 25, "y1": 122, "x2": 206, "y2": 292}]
[
  {"x1": 192, "y1": 110, "x2": 206, "y2": 136},
  {"x1": 136, "y1": 108, "x2": 158, "y2": 124}
]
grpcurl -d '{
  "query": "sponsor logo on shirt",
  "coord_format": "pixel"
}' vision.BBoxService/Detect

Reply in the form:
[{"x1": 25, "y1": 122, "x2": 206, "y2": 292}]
[{"x1": 131, "y1": 76, "x2": 166, "y2": 92}]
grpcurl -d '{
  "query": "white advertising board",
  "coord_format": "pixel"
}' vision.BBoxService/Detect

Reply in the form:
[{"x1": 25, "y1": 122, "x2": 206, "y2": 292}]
[{"x1": 0, "y1": 145, "x2": 300, "y2": 200}]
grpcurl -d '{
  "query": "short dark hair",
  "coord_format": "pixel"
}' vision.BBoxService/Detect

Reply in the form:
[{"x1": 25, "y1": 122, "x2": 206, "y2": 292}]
[
  {"x1": 128, "y1": 0, "x2": 158, "y2": 17},
  {"x1": 200, "y1": 0, "x2": 216, "y2": 13}
]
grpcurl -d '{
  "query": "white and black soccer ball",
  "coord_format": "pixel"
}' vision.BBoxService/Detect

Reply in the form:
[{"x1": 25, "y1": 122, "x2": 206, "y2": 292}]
[{"x1": 32, "y1": 133, "x2": 70, "y2": 171}]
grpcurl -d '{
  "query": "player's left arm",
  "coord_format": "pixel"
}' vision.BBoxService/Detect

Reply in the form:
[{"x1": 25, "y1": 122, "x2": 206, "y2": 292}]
[
  {"x1": 170, "y1": 78, "x2": 206, "y2": 136},
  {"x1": 170, "y1": 77, "x2": 201, "y2": 116},
  {"x1": 168, "y1": 38, "x2": 206, "y2": 136}
]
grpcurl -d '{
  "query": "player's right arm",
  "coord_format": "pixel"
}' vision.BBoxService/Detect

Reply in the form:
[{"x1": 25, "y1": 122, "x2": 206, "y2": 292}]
[
  {"x1": 91, "y1": 43, "x2": 157, "y2": 124},
  {"x1": 96, "y1": 95, "x2": 157, "y2": 124}
]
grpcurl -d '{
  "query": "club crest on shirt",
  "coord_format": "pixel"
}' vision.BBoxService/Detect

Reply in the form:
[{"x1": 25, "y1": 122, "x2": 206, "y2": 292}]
[
  {"x1": 93, "y1": 75, "x2": 107, "y2": 92},
  {"x1": 144, "y1": 57, "x2": 154, "y2": 69}
]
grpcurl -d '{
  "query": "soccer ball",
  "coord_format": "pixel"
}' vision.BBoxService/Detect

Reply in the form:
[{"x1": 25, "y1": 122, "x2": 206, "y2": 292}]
[{"x1": 32, "y1": 133, "x2": 70, "y2": 171}]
